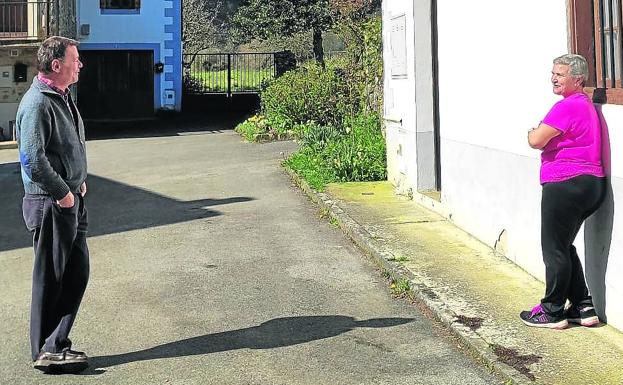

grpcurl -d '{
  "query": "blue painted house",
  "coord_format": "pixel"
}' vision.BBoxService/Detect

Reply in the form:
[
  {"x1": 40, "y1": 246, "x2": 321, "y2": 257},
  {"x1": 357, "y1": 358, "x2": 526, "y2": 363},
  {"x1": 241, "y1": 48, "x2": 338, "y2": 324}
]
[
  {"x1": 76, "y1": 0, "x2": 182, "y2": 119},
  {"x1": 0, "y1": 0, "x2": 182, "y2": 129}
]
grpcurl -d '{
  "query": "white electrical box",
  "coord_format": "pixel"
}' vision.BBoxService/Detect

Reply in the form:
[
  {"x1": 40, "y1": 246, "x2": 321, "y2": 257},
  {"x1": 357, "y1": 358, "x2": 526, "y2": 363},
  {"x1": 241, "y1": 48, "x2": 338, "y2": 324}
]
[
  {"x1": 390, "y1": 14, "x2": 408, "y2": 79},
  {"x1": 163, "y1": 89, "x2": 175, "y2": 106},
  {"x1": 0, "y1": 66, "x2": 13, "y2": 87}
]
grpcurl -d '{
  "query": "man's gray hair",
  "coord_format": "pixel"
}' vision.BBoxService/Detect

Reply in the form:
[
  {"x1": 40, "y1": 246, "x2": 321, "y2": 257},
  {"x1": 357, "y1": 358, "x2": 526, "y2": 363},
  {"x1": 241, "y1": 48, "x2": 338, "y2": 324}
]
[
  {"x1": 553, "y1": 54, "x2": 589, "y2": 84},
  {"x1": 37, "y1": 36, "x2": 79, "y2": 73}
]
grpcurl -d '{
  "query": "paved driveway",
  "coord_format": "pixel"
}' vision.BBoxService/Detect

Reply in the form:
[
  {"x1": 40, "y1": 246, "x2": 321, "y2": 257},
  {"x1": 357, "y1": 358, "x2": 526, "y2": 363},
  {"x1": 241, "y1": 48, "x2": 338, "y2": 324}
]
[{"x1": 0, "y1": 118, "x2": 501, "y2": 385}]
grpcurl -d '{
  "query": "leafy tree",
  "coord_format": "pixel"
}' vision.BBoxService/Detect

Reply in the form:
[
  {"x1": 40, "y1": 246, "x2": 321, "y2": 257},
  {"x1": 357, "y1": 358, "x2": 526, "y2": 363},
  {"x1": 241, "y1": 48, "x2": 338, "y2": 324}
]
[
  {"x1": 232, "y1": 0, "x2": 332, "y2": 66},
  {"x1": 182, "y1": 0, "x2": 231, "y2": 56},
  {"x1": 329, "y1": 0, "x2": 380, "y2": 19},
  {"x1": 329, "y1": 0, "x2": 382, "y2": 113}
]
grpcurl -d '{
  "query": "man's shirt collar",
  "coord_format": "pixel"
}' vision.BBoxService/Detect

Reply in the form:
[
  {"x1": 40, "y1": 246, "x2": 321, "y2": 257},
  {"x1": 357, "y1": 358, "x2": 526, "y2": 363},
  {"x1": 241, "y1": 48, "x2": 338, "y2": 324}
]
[{"x1": 37, "y1": 73, "x2": 69, "y2": 97}]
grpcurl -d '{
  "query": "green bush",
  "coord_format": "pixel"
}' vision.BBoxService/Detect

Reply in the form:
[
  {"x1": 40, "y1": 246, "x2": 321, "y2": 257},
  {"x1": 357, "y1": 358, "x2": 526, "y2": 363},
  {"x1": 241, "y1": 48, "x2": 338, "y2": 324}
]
[
  {"x1": 325, "y1": 113, "x2": 386, "y2": 182},
  {"x1": 234, "y1": 115, "x2": 264, "y2": 141},
  {"x1": 284, "y1": 112, "x2": 386, "y2": 190},
  {"x1": 243, "y1": 14, "x2": 386, "y2": 190},
  {"x1": 299, "y1": 121, "x2": 344, "y2": 149},
  {"x1": 284, "y1": 146, "x2": 337, "y2": 191},
  {"x1": 182, "y1": 74, "x2": 204, "y2": 94},
  {"x1": 333, "y1": 15, "x2": 383, "y2": 114},
  {"x1": 234, "y1": 114, "x2": 292, "y2": 141},
  {"x1": 260, "y1": 61, "x2": 355, "y2": 129}
]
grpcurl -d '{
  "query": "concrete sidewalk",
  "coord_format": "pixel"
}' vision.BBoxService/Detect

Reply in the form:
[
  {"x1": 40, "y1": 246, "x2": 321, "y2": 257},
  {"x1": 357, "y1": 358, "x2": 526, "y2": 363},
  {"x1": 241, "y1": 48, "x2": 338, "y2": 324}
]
[{"x1": 288, "y1": 174, "x2": 623, "y2": 385}]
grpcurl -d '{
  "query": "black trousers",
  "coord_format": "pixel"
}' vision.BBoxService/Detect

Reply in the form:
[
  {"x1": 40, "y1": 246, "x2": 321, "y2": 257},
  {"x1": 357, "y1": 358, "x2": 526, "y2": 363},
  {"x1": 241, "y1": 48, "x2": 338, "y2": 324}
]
[
  {"x1": 23, "y1": 193, "x2": 89, "y2": 360},
  {"x1": 540, "y1": 174, "x2": 605, "y2": 316}
]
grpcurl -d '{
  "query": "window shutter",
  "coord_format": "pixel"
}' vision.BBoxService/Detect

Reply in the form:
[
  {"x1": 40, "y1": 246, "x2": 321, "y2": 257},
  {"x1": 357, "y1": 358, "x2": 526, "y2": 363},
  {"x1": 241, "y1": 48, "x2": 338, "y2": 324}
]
[{"x1": 135, "y1": 0, "x2": 140, "y2": 9}]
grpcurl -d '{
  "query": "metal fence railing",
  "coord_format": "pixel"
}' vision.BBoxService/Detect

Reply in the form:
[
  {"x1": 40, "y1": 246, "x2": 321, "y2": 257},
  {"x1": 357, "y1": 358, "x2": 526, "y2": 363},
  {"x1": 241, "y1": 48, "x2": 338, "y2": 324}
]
[
  {"x1": 594, "y1": 0, "x2": 623, "y2": 88},
  {"x1": 183, "y1": 52, "x2": 278, "y2": 96},
  {"x1": 0, "y1": 0, "x2": 57, "y2": 42}
]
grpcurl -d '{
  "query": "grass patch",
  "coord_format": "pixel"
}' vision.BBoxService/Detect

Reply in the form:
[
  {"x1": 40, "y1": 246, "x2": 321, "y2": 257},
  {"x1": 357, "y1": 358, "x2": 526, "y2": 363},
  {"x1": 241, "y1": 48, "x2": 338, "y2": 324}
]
[
  {"x1": 282, "y1": 113, "x2": 386, "y2": 191},
  {"x1": 235, "y1": 118, "x2": 263, "y2": 142},
  {"x1": 317, "y1": 207, "x2": 330, "y2": 220},
  {"x1": 191, "y1": 69, "x2": 274, "y2": 92},
  {"x1": 235, "y1": 114, "x2": 292, "y2": 142},
  {"x1": 390, "y1": 278, "x2": 411, "y2": 298},
  {"x1": 381, "y1": 270, "x2": 392, "y2": 280},
  {"x1": 283, "y1": 148, "x2": 336, "y2": 191},
  {"x1": 388, "y1": 255, "x2": 410, "y2": 263}
]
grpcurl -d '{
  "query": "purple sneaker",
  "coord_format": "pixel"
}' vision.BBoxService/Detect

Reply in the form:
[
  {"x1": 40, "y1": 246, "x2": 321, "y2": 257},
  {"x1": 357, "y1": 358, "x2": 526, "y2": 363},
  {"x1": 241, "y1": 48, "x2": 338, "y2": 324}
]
[
  {"x1": 566, "y1": 305, "x2": 600, "y2": 327},
  {"x1": 519, "y1": 304, "x2": 568, "y2": 329}
]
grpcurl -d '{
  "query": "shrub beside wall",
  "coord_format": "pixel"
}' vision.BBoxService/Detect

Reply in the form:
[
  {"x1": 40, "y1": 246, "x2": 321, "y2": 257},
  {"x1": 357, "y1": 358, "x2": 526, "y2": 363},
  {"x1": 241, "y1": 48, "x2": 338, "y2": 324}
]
[
  {"x1": 235, "y1": 15, "x2": 385, "y2": 190},
  {"x1": 284, "y1": 113, "x2": 386, "y2": 190}
]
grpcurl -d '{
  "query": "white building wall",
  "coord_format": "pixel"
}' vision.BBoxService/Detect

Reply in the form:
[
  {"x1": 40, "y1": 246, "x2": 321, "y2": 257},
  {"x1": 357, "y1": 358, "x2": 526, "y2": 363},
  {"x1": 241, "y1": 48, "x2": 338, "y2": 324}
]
[
  {"x1": 436, "y1": 0, "x2": 568, "y2": 273},
  {"x1": 382, "y1": 1, "x2": 418, "y2": 195},
  {"x1": 384, "y1": 0, "x2": 623, "y2": 330}
]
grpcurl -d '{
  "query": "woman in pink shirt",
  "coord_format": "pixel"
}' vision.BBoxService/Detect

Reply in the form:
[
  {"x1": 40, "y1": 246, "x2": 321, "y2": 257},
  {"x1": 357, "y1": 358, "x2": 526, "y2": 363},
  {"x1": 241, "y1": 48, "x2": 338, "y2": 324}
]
[{"x1": 521, "y1": 54, "x2": 606, "y2": 329}]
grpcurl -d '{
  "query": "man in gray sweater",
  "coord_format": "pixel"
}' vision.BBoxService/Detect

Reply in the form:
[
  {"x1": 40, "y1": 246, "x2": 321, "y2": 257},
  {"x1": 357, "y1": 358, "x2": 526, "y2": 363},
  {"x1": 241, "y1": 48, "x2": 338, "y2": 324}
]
[{"x1": 16, "y1": 36, "x2": 89, "y2": 374}]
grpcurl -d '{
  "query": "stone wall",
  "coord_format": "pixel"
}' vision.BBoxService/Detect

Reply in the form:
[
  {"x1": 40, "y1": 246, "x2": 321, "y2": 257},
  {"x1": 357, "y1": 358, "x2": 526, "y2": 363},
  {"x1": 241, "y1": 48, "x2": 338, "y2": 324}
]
[
  {"x1": 0, "y1": 46, "x2": 38, "y2": 104},
  {"x1": 0, "y1": 46, "x2": 38, "y2": 140},
  {"x1": 0, "y1": 0, "x2": 76, "y2": 140},
  {"x1": 50, "y1": 0, "x2": 77, "y2": 39}
]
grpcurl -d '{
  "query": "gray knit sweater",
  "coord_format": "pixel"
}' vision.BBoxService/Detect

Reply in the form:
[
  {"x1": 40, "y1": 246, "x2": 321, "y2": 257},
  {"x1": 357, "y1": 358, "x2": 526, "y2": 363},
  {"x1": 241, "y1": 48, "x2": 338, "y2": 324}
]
[{"x1": 16, "y1": 77, "x2": 87, "y2": 200}]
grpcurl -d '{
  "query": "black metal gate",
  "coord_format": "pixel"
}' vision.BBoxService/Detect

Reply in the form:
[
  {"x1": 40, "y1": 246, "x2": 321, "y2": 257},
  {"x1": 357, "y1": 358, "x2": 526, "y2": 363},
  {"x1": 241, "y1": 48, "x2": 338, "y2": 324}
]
[{"x1": 183, "y1": 51, "x2": 295, "y2": 96}]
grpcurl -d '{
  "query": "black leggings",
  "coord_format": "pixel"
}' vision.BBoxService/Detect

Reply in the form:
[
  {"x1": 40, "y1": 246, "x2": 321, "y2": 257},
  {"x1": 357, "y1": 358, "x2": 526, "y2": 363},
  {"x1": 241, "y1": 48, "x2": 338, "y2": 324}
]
[{"x1": 540, "y1": 174, "x2": 605, "y2": 316}]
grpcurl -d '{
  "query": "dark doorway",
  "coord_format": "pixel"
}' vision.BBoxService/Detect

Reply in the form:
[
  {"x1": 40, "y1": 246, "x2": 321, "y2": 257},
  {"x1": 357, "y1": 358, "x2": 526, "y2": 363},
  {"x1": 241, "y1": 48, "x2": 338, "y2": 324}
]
[{"x1": 77, "y1": 50, "x2": 154, "y2": 120}]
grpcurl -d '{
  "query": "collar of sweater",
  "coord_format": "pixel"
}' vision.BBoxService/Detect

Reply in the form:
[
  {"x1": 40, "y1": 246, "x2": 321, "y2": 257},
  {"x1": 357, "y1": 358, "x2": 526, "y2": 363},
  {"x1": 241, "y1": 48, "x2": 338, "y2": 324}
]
[{"x1": 36, "y1": 74, "x2": 70, "y2": 98}]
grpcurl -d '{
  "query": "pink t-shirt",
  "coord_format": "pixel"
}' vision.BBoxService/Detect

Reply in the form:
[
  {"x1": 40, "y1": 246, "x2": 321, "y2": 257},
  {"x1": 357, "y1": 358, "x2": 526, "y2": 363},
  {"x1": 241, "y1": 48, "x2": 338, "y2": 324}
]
[{"x1": 540, "y1": 92, "x2": 604, "y2": 183}]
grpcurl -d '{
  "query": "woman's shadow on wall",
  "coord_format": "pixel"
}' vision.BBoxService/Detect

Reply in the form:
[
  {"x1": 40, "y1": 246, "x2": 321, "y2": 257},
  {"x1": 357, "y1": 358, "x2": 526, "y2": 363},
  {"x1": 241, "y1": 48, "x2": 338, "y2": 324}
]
[{"x1": 584, "y1": 101, "x2": 614, "y2": 323}]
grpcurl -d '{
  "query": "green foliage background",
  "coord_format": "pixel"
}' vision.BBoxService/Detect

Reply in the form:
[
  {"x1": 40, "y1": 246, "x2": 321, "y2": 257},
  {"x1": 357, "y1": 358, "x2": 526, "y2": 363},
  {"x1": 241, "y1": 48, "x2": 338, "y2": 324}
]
[{"x1": 235, "y1": 13, "x2": 385, "y2": 191}]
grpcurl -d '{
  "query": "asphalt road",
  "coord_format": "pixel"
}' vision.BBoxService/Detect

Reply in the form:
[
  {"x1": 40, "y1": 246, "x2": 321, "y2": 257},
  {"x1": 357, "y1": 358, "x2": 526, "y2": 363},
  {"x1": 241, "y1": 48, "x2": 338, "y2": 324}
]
[{"x1": 0, "y1": 118, "x2": 502, "y2": 385}]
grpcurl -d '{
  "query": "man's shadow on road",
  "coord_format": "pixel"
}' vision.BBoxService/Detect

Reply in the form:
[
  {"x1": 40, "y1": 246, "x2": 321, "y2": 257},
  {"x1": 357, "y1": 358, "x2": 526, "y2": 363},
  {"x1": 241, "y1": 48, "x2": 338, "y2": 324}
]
[{"x1": 80, "y1": 315, "x2": 413, "y2": 375}]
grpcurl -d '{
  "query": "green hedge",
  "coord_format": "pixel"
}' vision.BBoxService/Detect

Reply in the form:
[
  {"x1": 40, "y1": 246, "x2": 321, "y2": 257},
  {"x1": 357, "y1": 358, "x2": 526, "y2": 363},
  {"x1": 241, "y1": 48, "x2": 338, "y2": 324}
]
[
  {"x1": 284, "y1": 112, "x2": 386, "y2": 190},
  {"x1": 260, "y1": 60, "x2": 355, "y2": 130},
  {"x1": 235, "y1": 15, "x2": 386, "y2": 191}
]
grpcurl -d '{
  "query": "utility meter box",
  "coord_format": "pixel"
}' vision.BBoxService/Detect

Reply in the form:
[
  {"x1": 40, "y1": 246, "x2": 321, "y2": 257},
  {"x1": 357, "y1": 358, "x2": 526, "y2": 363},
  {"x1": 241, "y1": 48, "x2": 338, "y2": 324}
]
[
  {"x1": 0, "y1": 66, "x2": 13, "y2": 87},
  {"x1": 163, "y1": 89, "x2": 175, "y2": 107},
  {"x1": 14, "y1": 63, "x2": 27, "y2": 82}
]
